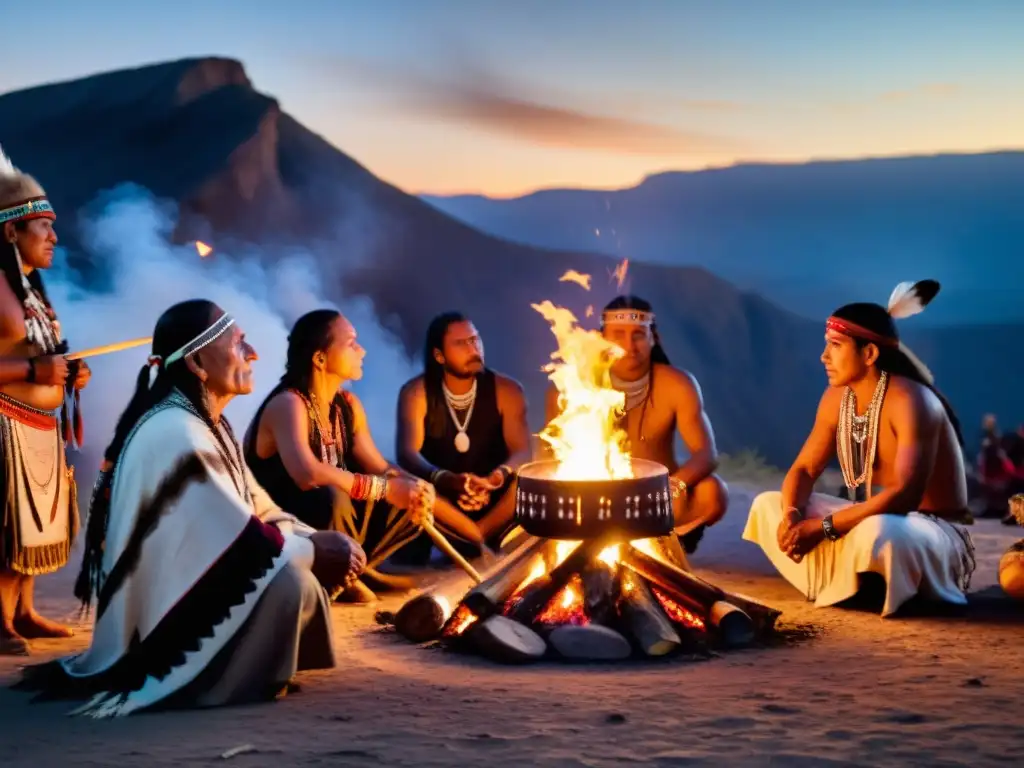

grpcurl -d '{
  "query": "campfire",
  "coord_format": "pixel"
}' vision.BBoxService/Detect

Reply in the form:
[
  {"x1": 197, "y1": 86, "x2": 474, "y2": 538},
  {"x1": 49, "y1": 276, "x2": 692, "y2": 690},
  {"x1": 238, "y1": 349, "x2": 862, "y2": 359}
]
[{"x1": 384, "y1": 275, "x2": 781, "y2": 663}]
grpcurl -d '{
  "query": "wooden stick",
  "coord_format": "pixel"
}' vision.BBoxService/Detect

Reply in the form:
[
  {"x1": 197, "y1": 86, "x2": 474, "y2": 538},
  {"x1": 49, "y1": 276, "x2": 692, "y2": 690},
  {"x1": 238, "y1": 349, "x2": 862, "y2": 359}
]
[
  {"x1": 67, "y1": 337, "x2": 153, "y2": 361},
  {"x1": 421, "y1": 519, "x2": 483, "y2": 584}
]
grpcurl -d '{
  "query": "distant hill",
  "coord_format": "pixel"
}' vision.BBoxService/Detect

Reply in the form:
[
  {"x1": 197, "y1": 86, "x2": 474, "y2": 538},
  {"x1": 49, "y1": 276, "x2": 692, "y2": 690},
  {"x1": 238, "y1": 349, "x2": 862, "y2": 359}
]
[
  {"x1": 2, "y1": 58, "x2": 1020, "y2": 465},
  {"x1": 422, "y1": 152, "x2": 1024, "y2": 327}
]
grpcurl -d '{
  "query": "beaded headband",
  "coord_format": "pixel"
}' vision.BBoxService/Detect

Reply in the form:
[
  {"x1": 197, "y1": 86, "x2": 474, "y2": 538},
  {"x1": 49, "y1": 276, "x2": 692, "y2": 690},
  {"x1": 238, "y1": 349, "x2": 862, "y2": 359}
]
[
  {"x1": 824, "y1": 316, "x2": 898, "y2": 348},
  {"x1": 164, "y1": 313, "x2": 236, "y2": 365},
  {"x1": 602, "y1": 309, "x2": 655, "y2": 327},
  {"x1": 0, "y1": 197, "x2": 55, "y2": 225}
]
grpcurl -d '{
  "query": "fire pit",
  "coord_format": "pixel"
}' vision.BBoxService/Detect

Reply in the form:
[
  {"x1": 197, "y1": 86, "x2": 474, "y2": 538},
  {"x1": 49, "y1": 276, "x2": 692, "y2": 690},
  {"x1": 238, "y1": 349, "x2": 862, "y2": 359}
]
[
  {"x1": 383, "y1": 461, "x2": 781, "y2": 664},
  {"x1": 380, "y1": 282, "x2": 781, "y2": 663}
]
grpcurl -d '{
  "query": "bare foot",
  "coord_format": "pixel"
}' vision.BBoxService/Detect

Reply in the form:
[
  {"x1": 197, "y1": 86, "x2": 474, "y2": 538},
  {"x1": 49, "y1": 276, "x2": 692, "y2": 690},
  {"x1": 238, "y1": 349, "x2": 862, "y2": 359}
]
[
  {"x1": 1, "y1": 625, "x2": 29, "y2": 656},
  {"x1": 337, "y1": 579, "x2": 377, "y2": 604},
  {"x1": 14, "y1": 611, "x2": 75, "y2": 639}
]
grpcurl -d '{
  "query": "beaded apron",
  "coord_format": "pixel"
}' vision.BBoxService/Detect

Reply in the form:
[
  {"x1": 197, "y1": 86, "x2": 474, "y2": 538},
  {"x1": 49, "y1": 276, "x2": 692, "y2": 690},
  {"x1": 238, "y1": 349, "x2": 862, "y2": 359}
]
[{"x1": 0, "y1": 393, "x2": 77, "y2": 574}]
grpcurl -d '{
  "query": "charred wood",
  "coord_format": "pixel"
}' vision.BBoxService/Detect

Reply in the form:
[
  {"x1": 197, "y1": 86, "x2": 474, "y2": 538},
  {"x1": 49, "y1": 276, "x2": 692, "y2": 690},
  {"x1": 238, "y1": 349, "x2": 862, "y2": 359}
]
[
  {"x1": 463, "y1": 537, "x2": 557, "y2": 619},
  {"x1": 619, "y1": 571, "x2": 681, "y2": 656}
]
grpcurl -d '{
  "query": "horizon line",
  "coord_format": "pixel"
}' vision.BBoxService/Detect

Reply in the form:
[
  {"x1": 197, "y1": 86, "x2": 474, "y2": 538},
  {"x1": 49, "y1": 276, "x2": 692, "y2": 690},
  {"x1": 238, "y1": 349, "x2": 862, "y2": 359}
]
[{"x1": 411, "y1": 146, "x2": 1024, "y2": 199}]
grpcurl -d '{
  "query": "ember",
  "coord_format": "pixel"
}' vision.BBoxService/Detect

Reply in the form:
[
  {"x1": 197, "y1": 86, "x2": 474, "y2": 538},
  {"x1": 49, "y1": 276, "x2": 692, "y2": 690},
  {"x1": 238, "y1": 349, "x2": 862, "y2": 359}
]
[{"x1": 384, "y1": 275, "x2": 781, "y2": 663}]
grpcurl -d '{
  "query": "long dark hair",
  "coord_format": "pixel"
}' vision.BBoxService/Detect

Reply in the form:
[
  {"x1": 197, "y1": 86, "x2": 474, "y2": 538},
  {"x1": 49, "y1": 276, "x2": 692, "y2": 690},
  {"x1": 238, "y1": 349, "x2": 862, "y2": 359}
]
[
  {"x1": 832, "y1": 302, "x2": 964, "y2": 447},
  {"x1": 74, "y1": 299, "x2": 231, "y2": 608},
  {"x1": 251, "y1": 308, "x2": 354, "y2": 465},
  {"x1": 423, "y1": 311, "x2": 467, "y2": 439},
  {"x1": 601, "y1": 294, "x2": 670, "y2": 366}
]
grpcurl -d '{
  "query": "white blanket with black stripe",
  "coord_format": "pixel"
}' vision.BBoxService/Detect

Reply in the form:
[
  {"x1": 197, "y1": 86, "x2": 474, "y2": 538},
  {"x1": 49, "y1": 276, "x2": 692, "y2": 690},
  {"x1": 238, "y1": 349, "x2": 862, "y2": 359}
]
[{"x1": 57, "y1": 392, "x2": 316, "y2": 717}]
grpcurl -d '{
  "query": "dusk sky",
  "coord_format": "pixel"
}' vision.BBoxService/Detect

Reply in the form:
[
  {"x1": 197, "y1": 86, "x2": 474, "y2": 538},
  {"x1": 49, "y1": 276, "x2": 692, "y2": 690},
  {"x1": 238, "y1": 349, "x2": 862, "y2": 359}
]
[{"x1": 6, "y1": 0, "x2": 1023, "y2": 196}]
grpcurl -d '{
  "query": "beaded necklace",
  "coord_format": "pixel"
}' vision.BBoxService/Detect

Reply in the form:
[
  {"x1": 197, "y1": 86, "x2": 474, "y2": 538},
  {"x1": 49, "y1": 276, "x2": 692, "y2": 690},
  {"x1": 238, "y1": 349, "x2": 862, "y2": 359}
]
[{"x1": 836, "y1": 371, "x2": 888, "y2": 494}]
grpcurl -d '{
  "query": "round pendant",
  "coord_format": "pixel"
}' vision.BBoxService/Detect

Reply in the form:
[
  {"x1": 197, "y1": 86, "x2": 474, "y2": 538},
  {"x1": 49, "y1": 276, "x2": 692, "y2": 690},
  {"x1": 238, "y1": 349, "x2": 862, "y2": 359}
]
[{"x1": 454, "y1": 431, "x2": 471, "y2": 453}]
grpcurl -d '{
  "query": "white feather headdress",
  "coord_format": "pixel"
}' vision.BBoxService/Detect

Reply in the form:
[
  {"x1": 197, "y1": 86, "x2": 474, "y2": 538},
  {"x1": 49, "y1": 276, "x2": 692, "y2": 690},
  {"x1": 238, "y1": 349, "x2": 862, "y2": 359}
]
[
  {"x1": 884, "y1": 279, "x2": 941, "y2": 386},
  {"x1": 887, "y1": 279, "x2": 940, "y2": 320},
  {"x1": 0, "y1": 142, "x2": 50, "y2": 221}
]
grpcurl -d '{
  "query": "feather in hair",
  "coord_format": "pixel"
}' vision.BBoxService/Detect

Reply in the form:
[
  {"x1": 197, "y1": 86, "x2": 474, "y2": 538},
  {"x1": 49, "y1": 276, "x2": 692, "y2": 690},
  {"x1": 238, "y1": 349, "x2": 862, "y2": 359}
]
[
  {"x1": 0, "y1": 144, "x2": 16, "y2": 178},
  {"x1": 887, "y1": 279, "x2": 941, "y2": 320}
]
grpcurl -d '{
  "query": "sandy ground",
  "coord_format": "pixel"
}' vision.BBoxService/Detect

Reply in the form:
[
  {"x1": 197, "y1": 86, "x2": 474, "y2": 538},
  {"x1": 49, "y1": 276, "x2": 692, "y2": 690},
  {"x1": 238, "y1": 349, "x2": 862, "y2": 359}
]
[{"x1": 2, "y1": 483, "x2": 1022, "y2": 767}]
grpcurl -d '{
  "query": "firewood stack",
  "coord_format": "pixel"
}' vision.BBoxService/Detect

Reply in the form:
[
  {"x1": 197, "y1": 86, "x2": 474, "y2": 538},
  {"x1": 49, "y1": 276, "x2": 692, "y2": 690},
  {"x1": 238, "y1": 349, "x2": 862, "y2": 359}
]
[{"x1": 386, "y1": 532, "x2": 781, "y2": 664}]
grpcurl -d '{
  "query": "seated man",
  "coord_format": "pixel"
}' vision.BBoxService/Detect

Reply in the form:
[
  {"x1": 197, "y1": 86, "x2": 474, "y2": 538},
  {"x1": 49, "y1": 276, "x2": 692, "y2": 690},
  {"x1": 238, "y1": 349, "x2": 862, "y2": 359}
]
[
  {"x1": 744, "y1": 281, "x2": 976, "y2": 617},
  {"x1": 16, "y1": 300, "x2": 364, "y2": 716},
  {"x1": 545, "y1": 296, "x2": 728, "y2": 554},
  {"x1": 396, "y1": 312, "x2": 532, "y2": 562},
  {"x1": 245, "y1": 309, "x2": 482, "y2": 600}
]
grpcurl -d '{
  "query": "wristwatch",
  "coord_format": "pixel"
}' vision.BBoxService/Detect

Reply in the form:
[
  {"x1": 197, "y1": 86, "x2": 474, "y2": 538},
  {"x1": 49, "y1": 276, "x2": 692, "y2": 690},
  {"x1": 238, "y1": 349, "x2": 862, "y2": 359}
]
[
  {"x1": 821, "y1": 515, "x2": 841, "y2": 541},
  {"x1": 669, "y1": 477, "x2": 688, "y2": 500}
]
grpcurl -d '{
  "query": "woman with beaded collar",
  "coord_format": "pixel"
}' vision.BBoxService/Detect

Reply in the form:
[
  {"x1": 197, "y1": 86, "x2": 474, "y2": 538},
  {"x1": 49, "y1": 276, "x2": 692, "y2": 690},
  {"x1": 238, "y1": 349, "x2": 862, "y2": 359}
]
[
  {"x1": 0, "y1": 145, "x2": 91, "y2": 654},
  {"x1": 244, "y1": 309, "x2": 477, "y2": 602},
  {"x1": 744, "y1": 281, "x2": 976, "y2": 617}
]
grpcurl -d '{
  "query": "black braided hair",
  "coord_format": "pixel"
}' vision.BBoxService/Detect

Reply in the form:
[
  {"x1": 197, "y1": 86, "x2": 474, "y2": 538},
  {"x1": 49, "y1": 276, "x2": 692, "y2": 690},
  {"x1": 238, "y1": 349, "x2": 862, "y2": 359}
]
[{"x1": 74, "y1": 299, "x2": 230, "y2": 609}]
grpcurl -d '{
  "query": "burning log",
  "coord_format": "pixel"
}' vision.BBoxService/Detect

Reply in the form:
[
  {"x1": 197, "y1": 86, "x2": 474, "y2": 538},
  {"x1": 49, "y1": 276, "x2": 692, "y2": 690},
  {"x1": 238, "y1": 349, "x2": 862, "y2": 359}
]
[
  {"x1": 462, "y1": 537, "x2": 557, "y2": 619},
  {"x1": 581, "y1": 561, "x2": 619, "y2": 626},
  {"x1": 548, "y1": 624, "x2": 632, "y2": 661},
  {"x1": 619, "y1": 570, "x2": 681, "y2": 657},
  {"x1": 507, "y1": 538, "x2": 609, "y2": 626},
  {"x1": 622, "y1": 543, "x2": 755, "y2": 646},
  {"x1": 472, "y1": 615, "x2": 547, "y2": 664}
]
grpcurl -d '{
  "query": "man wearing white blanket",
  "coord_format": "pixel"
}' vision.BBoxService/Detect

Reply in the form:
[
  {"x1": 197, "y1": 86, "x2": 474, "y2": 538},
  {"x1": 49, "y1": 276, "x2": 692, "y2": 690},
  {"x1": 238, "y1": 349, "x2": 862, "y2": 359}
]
[
  {"x1": 745, "y1": 281, "x2": 976, "y2": 617},
  {"x1": 16, "y1": 300, "x2": 368, "y2": 716}
]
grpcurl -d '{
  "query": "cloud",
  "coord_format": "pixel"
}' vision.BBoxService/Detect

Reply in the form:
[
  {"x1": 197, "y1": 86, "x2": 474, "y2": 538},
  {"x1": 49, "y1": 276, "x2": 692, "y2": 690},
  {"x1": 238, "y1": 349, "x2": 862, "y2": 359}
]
[
  {"x1": 875, "y1": 82, "x2": 962, "y2": 104},
  {"x1": 828, "y1": 82, "x2": 964, "y2": 114},
  {"x1": 324, "y1": 55, "x2": 739, "y2": 157},
  {"x1": 48, "y1": 185, "x2": 417, "y2": 491}
]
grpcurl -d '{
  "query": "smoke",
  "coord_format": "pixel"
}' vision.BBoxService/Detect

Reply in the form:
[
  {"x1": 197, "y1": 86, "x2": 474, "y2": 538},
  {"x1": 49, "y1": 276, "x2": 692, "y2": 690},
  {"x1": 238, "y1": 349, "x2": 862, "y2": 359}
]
[{"x1": 46, "y1": 185, "x2": 418, "y2": 489}]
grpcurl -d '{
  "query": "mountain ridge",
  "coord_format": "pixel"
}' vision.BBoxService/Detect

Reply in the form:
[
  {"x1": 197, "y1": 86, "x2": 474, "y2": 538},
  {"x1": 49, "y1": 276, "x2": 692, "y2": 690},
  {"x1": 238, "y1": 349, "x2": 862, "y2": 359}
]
[{"x1": 2, "y1": 57, "x2": 1019, "y2": 464}]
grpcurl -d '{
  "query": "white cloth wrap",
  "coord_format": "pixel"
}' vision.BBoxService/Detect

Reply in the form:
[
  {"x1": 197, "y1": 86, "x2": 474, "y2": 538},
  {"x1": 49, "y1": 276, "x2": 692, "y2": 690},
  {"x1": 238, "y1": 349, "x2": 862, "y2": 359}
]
[
  {"x1": 743, "y1": 491, "x2": 972, "y2": 617},
  {"x1": 58, "y1": 402, "x2": 315, "y2": 717}
]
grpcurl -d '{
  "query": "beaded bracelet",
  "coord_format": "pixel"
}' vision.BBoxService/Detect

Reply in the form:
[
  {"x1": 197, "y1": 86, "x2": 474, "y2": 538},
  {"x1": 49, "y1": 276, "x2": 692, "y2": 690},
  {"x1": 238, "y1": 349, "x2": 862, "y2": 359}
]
[
  {"x1": 352, "y1": 473, "x2": 389, "y2": 503},
  {"x1": 350, "y1": 474, "x2": 369, "y2": 501}
]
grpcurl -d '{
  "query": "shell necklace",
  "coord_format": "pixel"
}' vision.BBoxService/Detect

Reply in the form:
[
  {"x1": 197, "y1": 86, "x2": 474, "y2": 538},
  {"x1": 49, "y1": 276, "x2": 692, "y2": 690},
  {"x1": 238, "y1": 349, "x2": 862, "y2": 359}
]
[
  {"x1": 837, "y1": 372, "x2": 888, "y2": 493},
  {"x1": 443, "y1": 378, "x2": 477, "y2": 454}
]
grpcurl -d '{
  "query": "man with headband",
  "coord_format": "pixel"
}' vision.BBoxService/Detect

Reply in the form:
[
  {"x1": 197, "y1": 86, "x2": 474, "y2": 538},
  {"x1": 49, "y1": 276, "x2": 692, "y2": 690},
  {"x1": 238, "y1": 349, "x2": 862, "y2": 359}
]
[
  {"x1": 0, "y1": 145, "x2": 91, "y2": 654},
  {"x1": 545, "y1": 295, "x2": 729, "y2": 554},
  {"x1": 17, "y1": 300, "x2": 360, "y2": 715},
  {"x1": 744, "y1": 281, "x2": 976, "y2": 616}
]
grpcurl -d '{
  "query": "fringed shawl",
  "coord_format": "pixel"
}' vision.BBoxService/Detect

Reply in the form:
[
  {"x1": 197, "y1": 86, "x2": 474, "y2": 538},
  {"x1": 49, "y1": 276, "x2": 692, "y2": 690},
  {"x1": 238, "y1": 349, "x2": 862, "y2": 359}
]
[{"x1": 25, "y1": 393, "x2": 315, "y2": 717}]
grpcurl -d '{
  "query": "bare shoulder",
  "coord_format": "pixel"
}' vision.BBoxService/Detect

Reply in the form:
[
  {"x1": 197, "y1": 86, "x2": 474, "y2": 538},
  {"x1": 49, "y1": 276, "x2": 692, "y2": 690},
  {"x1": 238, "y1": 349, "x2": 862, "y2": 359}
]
[
  {"x1": 264, "y1": 389, "x2": 305, "y2": 419},
  {"x1": 494, "y1": 372, "x2": 526, "y2": 400},
  {"x1": 653, "y1": 363, "x2": 701, "y2": 398},
  {"x1": 0, "y1": 274, "x2": 25, "y2": 341},
  {"x1": 815, "y1": 387, "x2": 843, "y2": 422},
  {"x1": 886, "y1": 375, "x2": 942, "y2": 420},
  {"x1": 398, "y1": 374, "x2": 426, "y2": 403}
]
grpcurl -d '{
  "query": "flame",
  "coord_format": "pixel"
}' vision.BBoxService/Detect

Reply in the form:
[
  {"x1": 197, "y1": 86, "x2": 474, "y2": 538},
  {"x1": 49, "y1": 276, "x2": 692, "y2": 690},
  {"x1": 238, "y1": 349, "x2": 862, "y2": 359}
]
[
  {"x1": 535, "y1": 573, "x2": 588, "y2": 626},
  {"x1": 650, "y1": 586, "x2": 706, "y2": 631},
  {"x1": 532, "y1": 300, "x2": 632, "y2": 480},
  {"x1": 559, "y1": 269, "x2": 592, "y2": 291},
  {"x1": 443, "y1": 604, "x2": 479, "y2": 636},
  {"x1": 195, "y1": 241, "x2": 213, "y2": 257}
]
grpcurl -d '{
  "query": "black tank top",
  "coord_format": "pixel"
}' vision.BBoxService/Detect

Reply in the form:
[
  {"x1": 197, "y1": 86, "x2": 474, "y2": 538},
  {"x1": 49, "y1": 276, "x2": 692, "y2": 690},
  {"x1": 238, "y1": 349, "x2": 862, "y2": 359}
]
[
  {"x1": 420, "y1": 369, "x2": 509, "y2": 478},
  {"x1": 244, "y1": 385, "x2": 355, "y2": 511}
]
